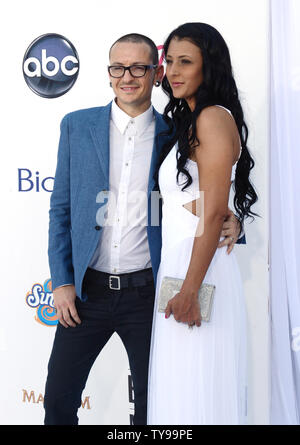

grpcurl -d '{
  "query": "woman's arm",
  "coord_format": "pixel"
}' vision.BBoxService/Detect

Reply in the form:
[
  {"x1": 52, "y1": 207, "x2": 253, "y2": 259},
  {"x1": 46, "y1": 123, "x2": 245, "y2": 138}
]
[{"x1": 165, "y1": 106, "x2": 239, "y2": 325}]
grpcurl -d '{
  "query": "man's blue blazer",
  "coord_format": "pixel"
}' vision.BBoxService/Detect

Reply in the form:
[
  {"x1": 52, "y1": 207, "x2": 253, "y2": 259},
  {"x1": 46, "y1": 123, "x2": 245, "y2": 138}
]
[{"x1": 48, "y1": 101, "x2": 246, "y2": 301}]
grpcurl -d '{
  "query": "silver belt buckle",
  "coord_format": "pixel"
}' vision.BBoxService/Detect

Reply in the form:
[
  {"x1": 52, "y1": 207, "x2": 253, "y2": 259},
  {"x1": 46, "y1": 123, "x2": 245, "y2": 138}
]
[{"x1": 109, "y1": 275, "x2": 121, "y2": 290}]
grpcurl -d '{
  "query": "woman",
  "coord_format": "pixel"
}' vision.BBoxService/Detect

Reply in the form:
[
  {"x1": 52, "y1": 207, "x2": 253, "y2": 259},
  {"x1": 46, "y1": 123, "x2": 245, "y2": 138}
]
[{"x1": 147, "y1": 23, "x2": 258, "y2": 425}]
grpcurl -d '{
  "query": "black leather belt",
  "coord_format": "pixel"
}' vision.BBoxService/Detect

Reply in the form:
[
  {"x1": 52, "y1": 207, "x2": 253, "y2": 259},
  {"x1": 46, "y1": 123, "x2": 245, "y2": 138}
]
[{"x1": 86, "y1": 267, "x2": 153, "y2": 290}]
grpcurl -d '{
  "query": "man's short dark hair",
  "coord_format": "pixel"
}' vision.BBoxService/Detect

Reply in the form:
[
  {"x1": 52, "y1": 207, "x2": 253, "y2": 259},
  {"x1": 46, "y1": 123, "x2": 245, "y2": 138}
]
[{"x1": 109, "y1": 33, "x2": 159, "y2": 65}]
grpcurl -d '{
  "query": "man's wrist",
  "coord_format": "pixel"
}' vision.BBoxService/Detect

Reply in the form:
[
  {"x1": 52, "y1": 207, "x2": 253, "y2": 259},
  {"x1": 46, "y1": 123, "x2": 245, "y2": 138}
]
[{"x1": 53, "y1": 283, "x2": 73, "y2": 291}]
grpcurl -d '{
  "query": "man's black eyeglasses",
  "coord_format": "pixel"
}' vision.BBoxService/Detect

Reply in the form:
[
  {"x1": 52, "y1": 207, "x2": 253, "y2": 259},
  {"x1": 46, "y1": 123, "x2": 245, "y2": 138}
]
[{"x1": 108, "y1": 64, "x2": 158, "y2": 78}]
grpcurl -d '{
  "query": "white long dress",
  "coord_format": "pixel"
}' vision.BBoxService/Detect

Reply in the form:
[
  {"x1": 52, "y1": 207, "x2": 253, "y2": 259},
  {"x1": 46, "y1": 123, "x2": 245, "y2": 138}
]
[{"x1": 147, "y1": 107, "x2": 248, "y2": 425}]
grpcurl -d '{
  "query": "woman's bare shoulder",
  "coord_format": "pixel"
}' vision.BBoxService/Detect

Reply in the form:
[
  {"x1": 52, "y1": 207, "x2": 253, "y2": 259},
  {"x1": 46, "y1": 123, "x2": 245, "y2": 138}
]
[{"x1": 195, "y1": 105, "x2": 235, "y2": 142}]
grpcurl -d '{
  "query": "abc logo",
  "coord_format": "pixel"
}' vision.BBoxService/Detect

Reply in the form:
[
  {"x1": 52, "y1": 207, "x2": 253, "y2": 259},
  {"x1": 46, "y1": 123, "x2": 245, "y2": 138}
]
[{"x1": 23, "y1": 33, "x2": 79, "y2": 98}]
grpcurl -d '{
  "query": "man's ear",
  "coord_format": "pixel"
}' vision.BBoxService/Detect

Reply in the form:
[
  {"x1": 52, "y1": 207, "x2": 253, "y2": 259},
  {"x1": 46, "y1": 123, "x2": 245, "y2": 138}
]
[{"x1": 154, "y1": 64, "x2": 164, "y2": 86}]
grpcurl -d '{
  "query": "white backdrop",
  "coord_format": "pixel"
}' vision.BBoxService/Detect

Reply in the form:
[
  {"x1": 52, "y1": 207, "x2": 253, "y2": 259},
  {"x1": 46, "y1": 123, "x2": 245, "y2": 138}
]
[{"x1": 0, "y1": 0, "x2": 269, "y2": 425}]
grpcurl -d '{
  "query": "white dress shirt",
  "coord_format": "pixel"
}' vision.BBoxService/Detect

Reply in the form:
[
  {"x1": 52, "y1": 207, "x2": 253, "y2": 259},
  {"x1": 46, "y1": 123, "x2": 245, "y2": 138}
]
[{"x1": 88, "y1": 99, "x2": 155, "y2": 274}]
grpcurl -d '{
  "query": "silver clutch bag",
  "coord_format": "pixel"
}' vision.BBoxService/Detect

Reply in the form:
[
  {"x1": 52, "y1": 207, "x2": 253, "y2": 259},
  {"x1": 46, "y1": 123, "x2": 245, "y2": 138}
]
[{"x1": 158, "y1": 276, "x2": 215, "y2": 322}]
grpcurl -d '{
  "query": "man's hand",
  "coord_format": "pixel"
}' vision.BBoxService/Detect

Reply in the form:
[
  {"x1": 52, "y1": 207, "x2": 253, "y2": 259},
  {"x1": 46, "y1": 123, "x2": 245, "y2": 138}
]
[
  {"x1": 218, "y1": 208, "x2": 241, "y2": 254},
  {"x1": 53, "y1": 285, "x2": 81, "y2": 328}
]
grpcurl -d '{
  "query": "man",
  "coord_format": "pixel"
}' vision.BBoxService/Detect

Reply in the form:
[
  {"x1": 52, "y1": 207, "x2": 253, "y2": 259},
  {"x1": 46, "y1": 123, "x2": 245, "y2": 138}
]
[{"x1": 44, "y1": 33, "x2": 245, "y2": 425}]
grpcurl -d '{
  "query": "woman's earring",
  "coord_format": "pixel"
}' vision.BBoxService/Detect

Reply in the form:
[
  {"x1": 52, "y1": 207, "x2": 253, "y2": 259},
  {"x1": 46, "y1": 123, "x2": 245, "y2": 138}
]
[
  {"x1": 155, "y1": 81, "x2": 161, "y2": 87},
  {"x1": 109, "y1": 82, "x2": 112, "y2": 88}
]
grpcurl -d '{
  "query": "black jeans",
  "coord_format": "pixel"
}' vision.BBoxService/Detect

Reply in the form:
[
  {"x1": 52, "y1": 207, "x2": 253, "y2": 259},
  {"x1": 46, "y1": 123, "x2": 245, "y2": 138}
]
[{"x1": 44, "y1": 267, "x2": 155, "y2": 425}]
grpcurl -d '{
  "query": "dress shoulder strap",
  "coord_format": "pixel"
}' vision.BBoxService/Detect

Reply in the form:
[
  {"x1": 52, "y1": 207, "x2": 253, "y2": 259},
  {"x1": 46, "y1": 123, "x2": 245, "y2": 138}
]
[
  {"x1": 215, "y1": 104, "x2": 232, "y2": 116},
  {"x1": 215, "y1": 105, "x2": 242, "y2": 163}
]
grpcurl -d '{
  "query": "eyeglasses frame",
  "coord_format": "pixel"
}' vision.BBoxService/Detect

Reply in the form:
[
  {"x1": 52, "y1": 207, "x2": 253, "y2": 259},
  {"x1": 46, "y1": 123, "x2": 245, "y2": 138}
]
[{"x1": 108, "y1": 64, "x2": 158, "y2": 78}]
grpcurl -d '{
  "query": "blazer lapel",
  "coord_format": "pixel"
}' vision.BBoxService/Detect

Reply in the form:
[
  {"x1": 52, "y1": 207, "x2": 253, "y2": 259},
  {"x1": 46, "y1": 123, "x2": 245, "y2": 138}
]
[
  {"x1": 90, "y1": 103, "x2": 168, "y2": 195},
  {"x1": 147, "y1": 109, "x2": 169, "y2": 198},
  {"x1": 89, "y1": 102, "x2": 112, "y2": 184}
]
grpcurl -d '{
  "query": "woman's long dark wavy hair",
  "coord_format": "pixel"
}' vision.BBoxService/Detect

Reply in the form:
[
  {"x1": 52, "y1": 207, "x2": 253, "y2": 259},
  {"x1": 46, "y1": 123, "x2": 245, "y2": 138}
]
[{"x1": 155, "y1": 23, "x2": 258, "y2": 231}]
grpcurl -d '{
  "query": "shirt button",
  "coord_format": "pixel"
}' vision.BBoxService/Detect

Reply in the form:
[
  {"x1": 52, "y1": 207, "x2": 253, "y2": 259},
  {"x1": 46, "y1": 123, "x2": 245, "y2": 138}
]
[{"x1": 95, "y1": 225, "x2": 100, "y2": 230}]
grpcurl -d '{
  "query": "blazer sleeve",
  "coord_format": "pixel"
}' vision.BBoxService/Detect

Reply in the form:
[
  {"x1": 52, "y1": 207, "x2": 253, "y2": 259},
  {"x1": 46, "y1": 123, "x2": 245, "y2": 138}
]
[
  {"x1": 236, "y1": 223, "x2": 246, "y2": 245},
  {"x1": 48, "y1": 115, "x2": 75, "y2": 290},
  {"x1": 236, "y1": 232, "x2": 246, "y2": 244}
]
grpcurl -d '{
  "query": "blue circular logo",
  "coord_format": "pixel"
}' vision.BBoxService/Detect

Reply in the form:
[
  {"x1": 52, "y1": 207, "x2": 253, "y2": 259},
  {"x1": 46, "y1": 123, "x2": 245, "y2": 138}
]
[{"x1": 23, "y1": 33, "x2": 80, "y2": 98}]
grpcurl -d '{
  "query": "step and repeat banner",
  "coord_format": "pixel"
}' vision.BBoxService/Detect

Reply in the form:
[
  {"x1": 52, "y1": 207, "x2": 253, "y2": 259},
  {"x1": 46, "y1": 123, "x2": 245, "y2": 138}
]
[{"x1": 0, "y1": 0, "x2": 269, "y2": 425}]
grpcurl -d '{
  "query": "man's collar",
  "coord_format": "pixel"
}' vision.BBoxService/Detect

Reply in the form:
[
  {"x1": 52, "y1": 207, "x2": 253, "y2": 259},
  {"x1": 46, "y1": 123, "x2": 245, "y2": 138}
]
[{"x1": 111, "y1": 98, "x2": 154, "y2": 135}]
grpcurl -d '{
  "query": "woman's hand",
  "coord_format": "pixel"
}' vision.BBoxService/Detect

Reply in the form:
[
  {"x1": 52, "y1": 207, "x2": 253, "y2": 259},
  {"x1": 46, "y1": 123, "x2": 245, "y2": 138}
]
[
  {"x1": 165, "y1": 287, "x2": 202, "y2": 327},
  {"x1": 218, "y1": 209, "x2": 241, "y2": 254}
]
